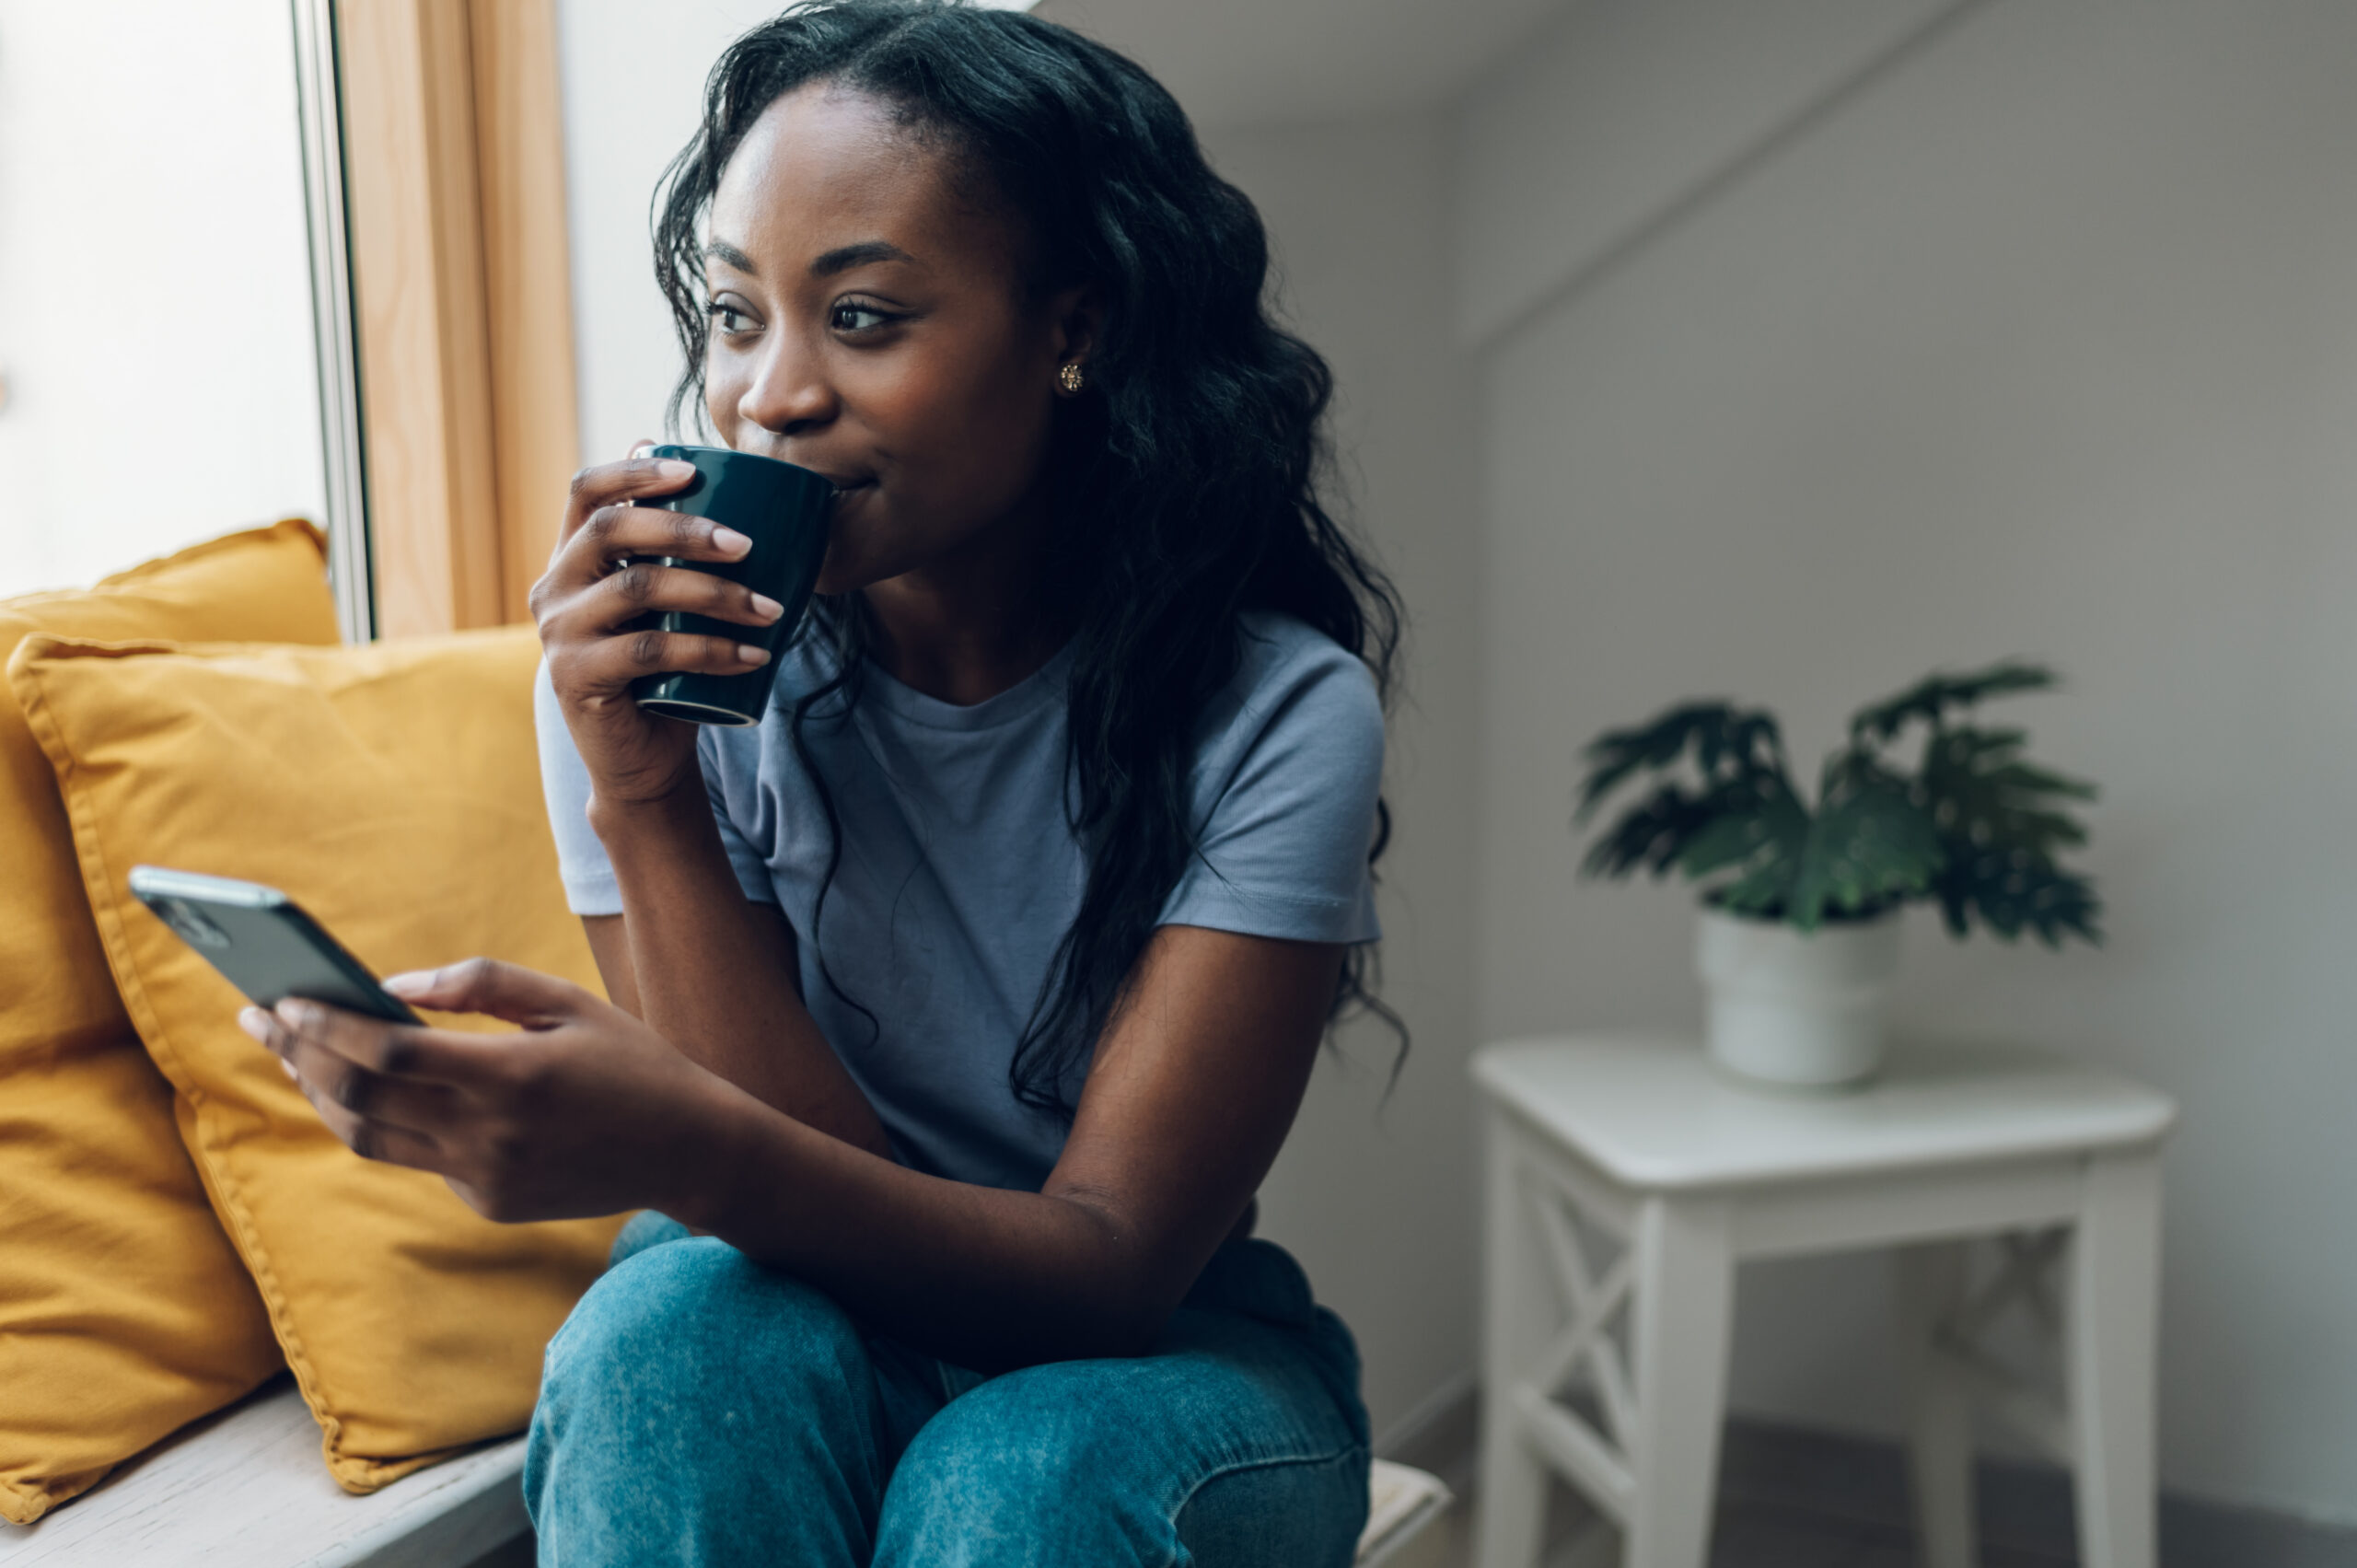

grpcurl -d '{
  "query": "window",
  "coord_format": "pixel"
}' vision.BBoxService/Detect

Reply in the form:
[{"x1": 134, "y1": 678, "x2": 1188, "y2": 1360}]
[
  {"x1": 0, "y1": 0, "x2": 580, "y2": 641},
  {"x1": 0, "y1": 0, "x2": 326, "y2": 599}
]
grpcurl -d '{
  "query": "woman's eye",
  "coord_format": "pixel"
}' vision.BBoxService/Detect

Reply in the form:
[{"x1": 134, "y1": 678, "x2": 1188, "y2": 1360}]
[
  {"x1": 830, "y1": 302, "x2": 895, "y2": 333},
  {"x1": 707, "y1": 302, "x2": 755, "y2": 334}
]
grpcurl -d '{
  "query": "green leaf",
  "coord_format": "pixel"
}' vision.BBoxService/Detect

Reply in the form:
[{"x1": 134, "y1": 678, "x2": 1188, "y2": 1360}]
[
  {"x1": 1579, "y1": 783, "x2": 1718, "y2": 880},
  {"x1": 1787, "y1": 762, "x2": 1943, "y2": 929},
  {"x1": 1576, "y1": 703, "x2": 1784, "y2": 820},
  {"x1": 1716, "y1": 865, "x2": 1794, "y2": 919},
  {"x1": 1701, "y1": 776, "x2": 1811, "y2": 916},
  {"x1": 1677, "y1": 773, "x2": 1808, "y2": 875},
  {"x1": 1922, "y1": 726, "x2": 2098, "y2": 865},
  {"x1": 1678, "y1": 813, "x2": 1776, "y2": 879},
  {"x1": 1575, "y1": 699, "x2": 1806, "y2": 891},
  {"x1": 1989, "y1": 759, "x2": 2098, "y2": 803},
  {"x1": 1935, "y1": 846, "x2": 2103, "y2": 947},
  {"x1": 1849, "y1": 661, "x2": 2058, "y2": 746}
]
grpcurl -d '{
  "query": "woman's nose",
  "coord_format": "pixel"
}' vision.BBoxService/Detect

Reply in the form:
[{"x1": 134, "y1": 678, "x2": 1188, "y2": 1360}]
[{"x1": 736, "y1": 332, "x2": 836, "y2": 436}]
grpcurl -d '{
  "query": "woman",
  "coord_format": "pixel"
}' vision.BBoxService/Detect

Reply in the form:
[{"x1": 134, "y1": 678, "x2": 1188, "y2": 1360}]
[{"x1": 241, "y1": 2, "x2": 1401, "y2": 1562}]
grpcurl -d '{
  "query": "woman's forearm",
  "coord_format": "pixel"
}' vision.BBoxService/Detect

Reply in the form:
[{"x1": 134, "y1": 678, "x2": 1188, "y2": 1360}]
[
  {"x1": 589, "y1": 783, "x2": 891, "y2": 1159},
  {"x1": 668, "y1": 1083, "x2": 1183, "y2": 1371}
]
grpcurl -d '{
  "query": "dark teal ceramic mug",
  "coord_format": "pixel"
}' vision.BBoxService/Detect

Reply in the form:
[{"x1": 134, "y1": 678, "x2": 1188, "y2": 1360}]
[{"x1": 630, "y1": 444, "x2": 834, "y2": 726}]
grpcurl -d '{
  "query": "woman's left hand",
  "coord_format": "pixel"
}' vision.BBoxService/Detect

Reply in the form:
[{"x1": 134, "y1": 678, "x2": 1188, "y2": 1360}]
[{"x1": 238, "y1": 959, "x2": 740, "y2": 1225}]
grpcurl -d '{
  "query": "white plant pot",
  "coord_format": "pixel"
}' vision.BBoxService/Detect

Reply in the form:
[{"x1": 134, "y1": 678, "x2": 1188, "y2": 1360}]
[{"x1": 1694, "y1": 907, "x2": 1901, "y2": 1089}]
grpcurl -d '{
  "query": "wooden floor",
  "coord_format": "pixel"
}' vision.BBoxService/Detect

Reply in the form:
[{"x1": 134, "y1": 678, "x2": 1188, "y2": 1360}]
[
  {"x1": 1422, "y1": 1458, "x2": 2072, "y2": 1568},
  {"x1": 1423, "y1": 1417, "x2": 2357, "y2": 1568}
]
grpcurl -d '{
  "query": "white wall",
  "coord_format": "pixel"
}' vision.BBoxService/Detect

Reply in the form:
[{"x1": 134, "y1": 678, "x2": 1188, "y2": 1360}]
[
  {"x1": 0, "y1": 0, "x2": 324, "y2": 598},
  {"x1": 1458, "y1": 0, "x2": 2357, "y2": 1521},
  {"x1": 557, "y1": 0, "x2": 807, "y2": 464},
  {"x1": 555, "y1": 4, "x2": 1488, "y2": 1442},
  {"x1": 1198, "y1": 115, "x2": 1482, "y2": 1442},
  {"x1": 1451, "y1": 0, "x2": 1955, "y2": 347},
  {"x1": 1035, "y1": 0, "x2": 1562, "y2": 131}
]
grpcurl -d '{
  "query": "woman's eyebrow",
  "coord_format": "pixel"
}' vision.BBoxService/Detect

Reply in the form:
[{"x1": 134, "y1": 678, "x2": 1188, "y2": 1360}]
[
  {"x1": 704, "y1": 240, "x2": 760, "y2": 275},
  {"x1": 811, "y1": 240, "x2": 915, "y2": 276}
]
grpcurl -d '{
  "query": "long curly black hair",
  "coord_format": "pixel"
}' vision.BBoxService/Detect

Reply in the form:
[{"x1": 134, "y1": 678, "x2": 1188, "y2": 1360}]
[{"x1": 654, "y1": 0, "x2": 1404, "y2": 1119}]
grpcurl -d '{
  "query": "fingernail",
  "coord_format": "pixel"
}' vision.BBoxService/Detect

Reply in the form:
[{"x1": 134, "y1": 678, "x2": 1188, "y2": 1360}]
[
  {"x1": 750, "y1": 594, "x2": 784, "y2": 621},
  {"x1": 238, "y1": 1007, "x2": 272, "y2": 1042},
  {"x1": 713, "y1": 528, "x2": 752, "y2": 556},
  {"x1": 737, "y1": 644, "x2": 772, "y2": 666},
  {"x1": 276, "y1": 999, "x2": 317, "y2": 1030},
  {"x1": 658, "y1": 459, "x2": 695, "y2": 479},
  {"x1": 280, "y1": 1058, "x2": 299, "y2": 1081},
  {"x1": 384, "y1": 971, "x2": 432, "y2": 998}
]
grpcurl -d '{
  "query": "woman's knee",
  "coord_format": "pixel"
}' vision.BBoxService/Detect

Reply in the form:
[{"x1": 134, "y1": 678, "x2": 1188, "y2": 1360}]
[
  {"x1": 1173, "y1": 1446, "x2": 1369, "y2": 1568},
  {"x1": 874, "y1": 1339, "x2": 1368, "y2": 1568},
  {"x1": 876, "y1": 1380, "x2": 1140, "y2": 1566},
  {"x1": 528, "y1": 1241, "x2": 895, "y2": 1557},
  {"x1": 877, "y1": 1365, "x2": 1222, "y2": 1566},
  {"x1": 606, "y1": 1206, "x2": 691, "y2": 1267},
  {"x1": 539, "y1": 1237, "x2": 872, "y2": 1435}
]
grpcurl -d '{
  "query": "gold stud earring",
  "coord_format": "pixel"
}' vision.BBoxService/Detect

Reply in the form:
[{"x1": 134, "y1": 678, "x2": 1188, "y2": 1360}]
[{"x1": 1056, "y1": 361, "x2": 1086, "y2": 395}]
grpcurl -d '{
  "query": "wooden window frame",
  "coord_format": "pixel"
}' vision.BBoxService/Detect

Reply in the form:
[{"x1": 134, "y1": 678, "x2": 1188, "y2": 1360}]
[{"x1": 329, "y1": 0, "x2": 581, "y2": 636}]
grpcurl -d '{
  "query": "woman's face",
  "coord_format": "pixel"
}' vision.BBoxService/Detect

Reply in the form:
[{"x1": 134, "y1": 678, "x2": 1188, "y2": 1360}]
[{"x1": 702, "y1": 84, "x2": 1086, "y2": 597}]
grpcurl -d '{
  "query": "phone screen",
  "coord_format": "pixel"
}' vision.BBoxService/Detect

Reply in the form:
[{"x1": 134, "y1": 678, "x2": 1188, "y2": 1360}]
[{"x1": 128, "y1": 866, "x2": 424, "y2": 1025}]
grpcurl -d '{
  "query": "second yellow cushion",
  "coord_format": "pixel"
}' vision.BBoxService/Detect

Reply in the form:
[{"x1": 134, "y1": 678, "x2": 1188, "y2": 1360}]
[
  {"x1": 8, "y1": 625, "x2": 625, "y2": 1493},
  {"x1": 0, "y1": 520, "x2": 333, "y2": 1524}
]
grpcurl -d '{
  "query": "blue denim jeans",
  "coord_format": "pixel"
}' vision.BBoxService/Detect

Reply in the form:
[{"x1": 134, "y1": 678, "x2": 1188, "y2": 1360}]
[{"x1": 523, "y1": 1214, "x2": 1371, "y2": 1566}]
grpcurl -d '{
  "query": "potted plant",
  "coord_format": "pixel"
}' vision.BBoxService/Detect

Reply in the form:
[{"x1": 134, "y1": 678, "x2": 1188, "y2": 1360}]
[{"x1": 1574, "y1": 662, "x2": 2100, "y2": 1088}]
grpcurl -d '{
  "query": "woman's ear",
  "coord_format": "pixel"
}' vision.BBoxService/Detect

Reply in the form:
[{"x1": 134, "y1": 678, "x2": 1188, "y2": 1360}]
[{"x1": 1050, "y1": 282, "x2": 1105, "y2": 374}]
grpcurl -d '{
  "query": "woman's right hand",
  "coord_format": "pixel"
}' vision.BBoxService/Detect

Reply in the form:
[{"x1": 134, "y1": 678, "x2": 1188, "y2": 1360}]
[{"x1": 530, "y1": 451, "x2": 785, "y2": 807}]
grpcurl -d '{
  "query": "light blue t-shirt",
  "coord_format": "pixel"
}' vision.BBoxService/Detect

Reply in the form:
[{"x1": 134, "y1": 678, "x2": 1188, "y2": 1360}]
[{"x1": 534, "y1": 610, "x2": 1384, "y2": 1193}]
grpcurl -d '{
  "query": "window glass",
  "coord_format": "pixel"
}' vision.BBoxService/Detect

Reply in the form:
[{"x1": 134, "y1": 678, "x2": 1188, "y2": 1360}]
[{"x1": 0, "y1": 0, "x2": 326, "y2": 598}]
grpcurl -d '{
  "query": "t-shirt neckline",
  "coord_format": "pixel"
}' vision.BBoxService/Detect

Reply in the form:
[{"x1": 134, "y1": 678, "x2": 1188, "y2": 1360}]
[{"x1": 857, "y1": 637, "x2": 1076, "y2": 732}]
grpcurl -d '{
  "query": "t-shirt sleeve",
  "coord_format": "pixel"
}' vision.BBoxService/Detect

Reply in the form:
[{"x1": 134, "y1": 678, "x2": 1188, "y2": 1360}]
[
  {"x1": 533, "y1": 657, "x2": 621, "y2": 916},
  {"x1": 1155, "y1": 634, "x2": 1385, "y2": 945},
  {"x1": 533, "y1": 660, "x2": 779, "y2": 912},
  {"x1": 698, "y1": 730, "x2": 783, "y2": 907}
]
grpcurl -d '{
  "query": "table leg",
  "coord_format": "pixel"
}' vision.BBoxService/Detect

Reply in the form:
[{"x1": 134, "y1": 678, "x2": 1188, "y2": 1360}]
[
  {"x1": 1475, "y1": 1117, "x2": 1555, "y2": 1568},
  {"x1": 1898, "y1": 1241, "x2": 1978, "y2": 1568},
  {"x1": 1626, "y1": 1194, "x2": 1734, "y2": 1568},
  {"x1": 2069, "y1": 1150, "x2": 2163, "y2": 1568}
]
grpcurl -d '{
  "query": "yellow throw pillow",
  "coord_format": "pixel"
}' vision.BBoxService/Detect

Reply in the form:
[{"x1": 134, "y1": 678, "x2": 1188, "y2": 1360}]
[
  {"x1": 8, "y1": 626, "x2": 625, "y2": 1494},
  {"x1": 1, "y1": 519, "x2": 339, "y2": 1070},
  {"x1": 0, "y1": 520, "x2": 333, "y2": 1524}
]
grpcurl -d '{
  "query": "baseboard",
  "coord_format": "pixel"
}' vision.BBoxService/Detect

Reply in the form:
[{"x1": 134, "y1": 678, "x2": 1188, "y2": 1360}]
[
  {"x1": 1394, "y1": 1385, "x2": 2357, "y2": 1567},
  {"x1": 1376, "y1": 1370, "x2": 1479, "y2": 1482}
]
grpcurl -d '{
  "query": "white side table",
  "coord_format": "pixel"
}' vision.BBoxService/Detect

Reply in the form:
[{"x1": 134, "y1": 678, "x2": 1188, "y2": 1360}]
[{"x1": 1470, "y1": 1034, "x2": 2177, "y2": 1568}]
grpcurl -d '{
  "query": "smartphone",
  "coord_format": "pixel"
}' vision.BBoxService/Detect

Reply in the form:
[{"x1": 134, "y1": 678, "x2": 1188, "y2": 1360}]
[{"x1": 127, "y1": 866, "x2": 424, "y2": 1025}]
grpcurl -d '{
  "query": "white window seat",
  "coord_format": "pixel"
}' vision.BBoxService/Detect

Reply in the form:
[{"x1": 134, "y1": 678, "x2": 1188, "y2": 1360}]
[{"x1": 0, "y1": 1376, "x2": 1451, "y2": 1567}]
